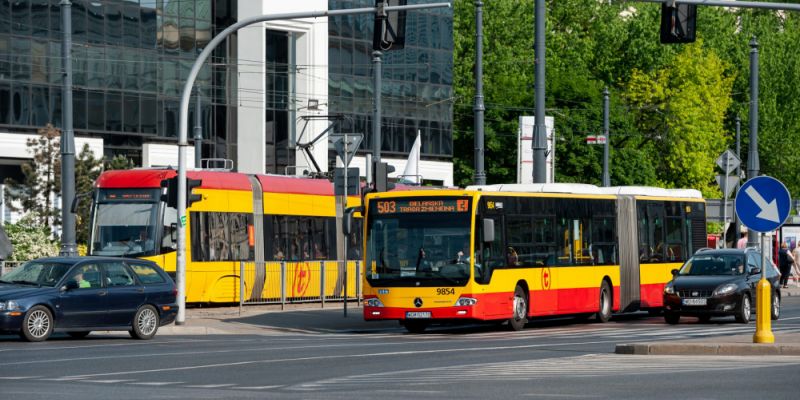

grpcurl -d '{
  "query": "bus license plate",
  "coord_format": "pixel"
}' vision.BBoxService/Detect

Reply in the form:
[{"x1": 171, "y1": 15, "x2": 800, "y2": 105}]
[
  {"x1": 406, "y1": 311, "x2": 431, "y2": 319},
  {"x1": 682, "y1": 298, "x2": 707, "y2": 306}
]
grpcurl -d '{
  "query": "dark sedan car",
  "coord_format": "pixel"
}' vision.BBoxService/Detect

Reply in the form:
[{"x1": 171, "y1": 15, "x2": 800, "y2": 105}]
[
  {"x1": 663, "y1": 248, "x2": 781, "y2": 324},
  {"x1": 0, "y1": 257, "x2": 177, "y2": 342}
]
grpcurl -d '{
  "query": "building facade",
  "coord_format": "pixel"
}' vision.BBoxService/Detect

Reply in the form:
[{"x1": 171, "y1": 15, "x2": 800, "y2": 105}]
[{"x1": 0, "y1": 0, "x2": 454, "y2": 213}]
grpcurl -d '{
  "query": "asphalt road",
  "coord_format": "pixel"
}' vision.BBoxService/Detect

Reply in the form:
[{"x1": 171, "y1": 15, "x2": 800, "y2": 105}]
[{"x1": 2, "y1": 297, "x2": 800, "y2": 400}]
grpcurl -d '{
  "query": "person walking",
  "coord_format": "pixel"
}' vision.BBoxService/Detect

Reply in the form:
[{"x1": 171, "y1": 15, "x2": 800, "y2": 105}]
[
  {"x1": 778, "y1": 242, "x2": 794, "y2": 288},
  {"x1": 736, "y1": 229, "x2": 748, "y2": 249},
  {"x1": 793, "y1": 245, "x2": 800, "y2": 287}
]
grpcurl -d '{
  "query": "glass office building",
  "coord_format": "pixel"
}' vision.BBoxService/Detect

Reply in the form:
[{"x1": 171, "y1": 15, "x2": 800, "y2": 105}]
[
  {"x1": 327, "y1": 0, "x2": 453, "y2": 164},
  {"x1": 0, "y1": 0, "x2": 236, "y2": 164}
]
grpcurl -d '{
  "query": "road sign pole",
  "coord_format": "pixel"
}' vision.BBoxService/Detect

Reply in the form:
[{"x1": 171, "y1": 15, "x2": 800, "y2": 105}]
[
  {"x1": 747, "y1": 37, "x2": 760, "y2": 249},
  {"x1": 754, "y1": 232, "x2": 774, "y2": 343},
  {"x1": 722, "y1": 166, "x2": 728, "y2": 247}
]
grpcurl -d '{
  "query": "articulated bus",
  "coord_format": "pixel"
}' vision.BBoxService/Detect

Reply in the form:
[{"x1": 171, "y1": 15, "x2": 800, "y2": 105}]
[
  {"x1": 88, "y1": 169, "x2": 362, "y2": 303},
  {"x1": 361, "y1": 184, "x2": 707, "y2": 332}
]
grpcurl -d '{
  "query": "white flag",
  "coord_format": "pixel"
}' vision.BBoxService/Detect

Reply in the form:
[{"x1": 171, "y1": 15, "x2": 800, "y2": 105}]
[{"x1": 403, "y1": 131, "x2": 422, "y2": 184}]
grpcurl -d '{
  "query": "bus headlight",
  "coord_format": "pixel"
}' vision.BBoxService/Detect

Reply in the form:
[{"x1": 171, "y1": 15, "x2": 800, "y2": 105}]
[
  {"x1": 364, "y1": 298, "x2": 384, "y2": 307},
  {"x1": 454, "y1": 297, "x2": 478, "y2": 306}
]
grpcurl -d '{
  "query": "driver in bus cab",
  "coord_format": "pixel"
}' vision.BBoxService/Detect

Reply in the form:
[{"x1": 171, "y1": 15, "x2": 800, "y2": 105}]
[{"x1": 416, "y1": 247, "x2": 432, "y2": 272}]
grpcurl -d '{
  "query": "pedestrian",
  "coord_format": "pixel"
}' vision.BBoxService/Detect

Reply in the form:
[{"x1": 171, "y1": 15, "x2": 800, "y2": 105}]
[
  {"x1": 778, "y1": 242, "x2": 794, "y2": 288},
  {"x1": 736, "y1": 229, "x2": 748, "y2": 249},
  {"x1": 793, "y1": 245, "x2": 800, "y2": 287}
]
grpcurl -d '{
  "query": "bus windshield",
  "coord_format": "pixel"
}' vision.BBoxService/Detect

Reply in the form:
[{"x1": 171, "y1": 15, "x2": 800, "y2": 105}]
[
  {"x1": 90, "y1": 189, "x2": 160, "y2": 257},
  {"x1": 366, "y1": 197, "x2": 472, "y2": 287}
]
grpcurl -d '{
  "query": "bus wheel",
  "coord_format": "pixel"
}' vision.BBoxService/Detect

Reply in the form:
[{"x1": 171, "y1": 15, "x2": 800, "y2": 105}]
[
  {"x1": 595, "y1": 282, "x2": 612, "y2": 323},
  {"x1": 404, "y1": 321, "x2": 428, "y2": 334},
  {"x1": 507, "y1": 285, "x2": 528, "y2": 331}
]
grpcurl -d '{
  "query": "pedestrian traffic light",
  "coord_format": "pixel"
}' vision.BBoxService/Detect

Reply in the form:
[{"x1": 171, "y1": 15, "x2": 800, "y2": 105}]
[
  {"x1": 186, "y1": 178, "x2": 203, "y2": 208},
  {"x1": 374, "y1": 161, "x2": 395, "y2": 192},
  {"x1": 660, "y1": 3, "x2": 697, "y2": 44},
  {"x1": 373, "y1": 0, "x2": 407, "y2": 51},
  {"x1": 160, "y1": 176, "x2": 179, "y2": 209}
]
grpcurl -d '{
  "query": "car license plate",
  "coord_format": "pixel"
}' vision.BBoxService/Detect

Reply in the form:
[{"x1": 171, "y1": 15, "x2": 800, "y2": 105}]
[
  {"x1": 406, "y1": 311, "x2": 431, "y2": 319},
  {"x1": 682, "y1": 298, "x2": 707, "y2": 306}
]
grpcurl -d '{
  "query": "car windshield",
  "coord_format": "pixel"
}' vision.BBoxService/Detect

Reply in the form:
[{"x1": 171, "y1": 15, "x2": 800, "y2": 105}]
[
  {"x1": 679, "y1": 254, "x2": 747, "y2": 276},
  {"x1": 366, "y1": 197, "x2": 472, "y2": 287},
  {"x1": 0, "y1": 261, "x2": 73, "y2": 287}
]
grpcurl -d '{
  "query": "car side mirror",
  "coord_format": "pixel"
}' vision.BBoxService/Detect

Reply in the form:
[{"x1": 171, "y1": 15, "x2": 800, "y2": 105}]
[
  {"x1": 671, "y1": 269, "x2": 679, "y2": 277},
  {"x1": 750, "y1": 267, "x2": 761, "y2": 275},
  {"x1": 62, "y1": 280, "x2": 79, "y2": 291}
]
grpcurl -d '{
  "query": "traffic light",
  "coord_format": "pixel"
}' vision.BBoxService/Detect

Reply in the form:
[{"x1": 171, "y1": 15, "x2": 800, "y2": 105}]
[
  {"x1": 373, "y1": 0, "x2": 407, "y2": 51},
  {"x1": 660, "y1": 4, "x2": 697, "y2": 44},
  {"x1": 160, "y1": 176, "x2": 178, "y2": 209},
  {"x1": 186, "y1": 178, "x2": 203, "y2": 208},
  {"x1": 374, "y1": 161, "x2": 395, "y2": 192}
]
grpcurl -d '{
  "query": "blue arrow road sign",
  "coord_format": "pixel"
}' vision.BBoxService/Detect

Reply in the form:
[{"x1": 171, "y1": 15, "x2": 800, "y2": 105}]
[{"x1": 735, "y1": 176, "x2": 792, "y2": 233}]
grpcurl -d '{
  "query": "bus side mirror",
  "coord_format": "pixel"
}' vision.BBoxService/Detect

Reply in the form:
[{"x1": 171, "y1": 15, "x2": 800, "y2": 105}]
[
  {"x1": 343, "y1": 206, "x2": 362, "y2": 236},
  {"x1": 482, "y1": 219, "x2": 495, "y2": 243}
]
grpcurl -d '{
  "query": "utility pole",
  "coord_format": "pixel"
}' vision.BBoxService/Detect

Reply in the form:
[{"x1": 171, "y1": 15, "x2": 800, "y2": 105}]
[
  {"x1": 373, "y1": 49, "x2": 383, "y2": 168},
  {"x1": 194, "y1": 89, "x2": 202, "y2": 168},
  {"x1": 59, "y1": 0, "x2": 77, "y2": 257},
  {"x1": 747, "y1": 37, "x2": 760, "y2": 249},
  {"x1": 602, "y1": 87, "x2": 610, "y2": 187},
  {"x1": 473, "y1": 0, "x2": 486, "y2": 185},
  {"x1": 532, "y1": 0, "x2": 546, "y2": 183}
]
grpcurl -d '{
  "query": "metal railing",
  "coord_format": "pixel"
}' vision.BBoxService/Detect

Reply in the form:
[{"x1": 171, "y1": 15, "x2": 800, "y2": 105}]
[{"x1": 239, "y1": 261, "x2": 362, "y2": 310}]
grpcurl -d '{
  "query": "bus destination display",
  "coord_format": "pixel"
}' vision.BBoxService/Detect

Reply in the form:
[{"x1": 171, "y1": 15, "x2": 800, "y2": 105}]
[
  {"x1": 99, "y1": 189, "x2": 158, "y2": 202},
  {"x1": 376, "y1": 199, "x2": 470, "y2": 214}
]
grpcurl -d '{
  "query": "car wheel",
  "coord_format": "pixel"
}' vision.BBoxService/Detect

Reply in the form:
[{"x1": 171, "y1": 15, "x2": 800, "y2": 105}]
[
  {"x1": 129, "y1": 305, "x2": 159, "y2": 340},
  {"x1": 735, "y1": 293, "x2": 751, "y2": 324},
  {"x1": 771, "y1": 292, "x2": 781, "y2": 321},
  {"x1": 507, "y1": 285, "x2": 528, "y2": 331},
  {"x1": 67, "y1": 331, "x2": 91, "y2": 339},
  {"x1": 595, "y1": 281, "x2": 612, "y2": 323},
  {"x1": 20, "y1": 306, "x2": 53, "y2": 342},
  {"x1": 404, "y1": 321, "x2": 428, "y2": 334},
  {"x1": 664, "y1": 312, "x2": 680, "y2": 325}
]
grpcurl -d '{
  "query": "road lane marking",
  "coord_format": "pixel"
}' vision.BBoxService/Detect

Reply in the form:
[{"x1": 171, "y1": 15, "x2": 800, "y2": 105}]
[
  {"x1": 232, "y1": 385, "x2": 284, "y2": 390},
  {"x1": 183, "y1": 384, "x2": 238, "y2": 388},
  {"x1": 0, "y1": 376, "x2": 42, "y2": 380},
  {"x1": 127, "y1": 381, "x2": 184, "y2": 386}
]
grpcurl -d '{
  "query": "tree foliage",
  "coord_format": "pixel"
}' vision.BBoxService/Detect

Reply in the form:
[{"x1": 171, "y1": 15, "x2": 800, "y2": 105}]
[
  {"x1": 451, "y1": 1, "x2": 800, "y2": 194},
  {"x1": 3, "y1": 214, "x2": 59, "y2": 261},
  {"x1": 4, "y1": 124, "x2": 61, "y2": 227}
]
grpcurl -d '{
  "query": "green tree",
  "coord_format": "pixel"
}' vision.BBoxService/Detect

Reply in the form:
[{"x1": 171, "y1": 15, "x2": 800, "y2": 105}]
[
  {"x1": 3, "y1": 214, "x2": 59, "y2": 261},
  {"x1": 105, "y1": 154, "x2": 135, "y2": 171},
  {"x1": 3, "y1": 124, "x2": 61, "y2": 228},
  {"x1": 75, "y1": 144, "x2": 103, "y2": 245},
  {"x1": 624, "y1": 42, "x2": 734, "y2": 196}
]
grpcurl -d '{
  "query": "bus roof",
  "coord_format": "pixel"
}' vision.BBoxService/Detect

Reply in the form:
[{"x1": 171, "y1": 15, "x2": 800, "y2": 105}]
[
  {"x1": 598, "y1": 186, "x2": 703, "y2": 198},
  {"x1": 465, "y1": 183, "x2": 605, "y2": 195},
  {"x1": 463, "y1": 183, "x2": 703, "y2": 199}
]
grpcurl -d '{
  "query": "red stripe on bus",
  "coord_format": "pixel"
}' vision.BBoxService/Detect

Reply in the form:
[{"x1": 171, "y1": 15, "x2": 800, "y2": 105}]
[{"x1": 639, "y1": 283, "x2": 666, "y2": 308}]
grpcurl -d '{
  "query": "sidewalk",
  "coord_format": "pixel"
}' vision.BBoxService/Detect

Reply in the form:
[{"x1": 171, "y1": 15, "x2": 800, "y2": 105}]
[{"x1": 616, "y1": 285, "x2": 800, "y2": 356}]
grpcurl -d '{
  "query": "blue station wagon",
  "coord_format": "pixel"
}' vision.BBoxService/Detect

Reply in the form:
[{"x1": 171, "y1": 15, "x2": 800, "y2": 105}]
[{"x1": 0, "y1": 257, "x2": 178, "y2": 342}]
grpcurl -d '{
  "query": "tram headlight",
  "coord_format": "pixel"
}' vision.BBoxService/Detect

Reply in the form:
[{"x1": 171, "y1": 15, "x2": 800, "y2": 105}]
[
  {"x1": 364, "y1": 298, "x2": 384, "y2": 307},
  {"x1": 454, "y1": 297, "x2": 478, "y2": 306}
]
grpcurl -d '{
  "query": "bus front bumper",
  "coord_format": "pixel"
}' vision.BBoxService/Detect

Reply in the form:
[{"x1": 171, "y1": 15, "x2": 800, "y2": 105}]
[{"x1": 363, "y1": 306, "x2": 477, "y2": 321}]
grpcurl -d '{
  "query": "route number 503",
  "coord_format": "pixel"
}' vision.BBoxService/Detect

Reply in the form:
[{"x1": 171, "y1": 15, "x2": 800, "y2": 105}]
[
  {"x1": 377, "y1": 201, "x2": 396, "y2": 214},
  {"x1": 436, "y1": 288, "x2": 455, "y2": 296}
]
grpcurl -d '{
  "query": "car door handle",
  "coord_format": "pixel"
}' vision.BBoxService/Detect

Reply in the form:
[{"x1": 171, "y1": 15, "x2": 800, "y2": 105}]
[
  {"x1": 98, "y1": 291, "x2": 107, "y2": 296},
  {"x1": 137, "y1": 288, "x2": 145, "y2": 293}
]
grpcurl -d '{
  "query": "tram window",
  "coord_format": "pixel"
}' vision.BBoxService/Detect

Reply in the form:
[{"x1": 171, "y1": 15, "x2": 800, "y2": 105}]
[{"x1": 191, "y1": 212, "x2": 254, "y2": 262}]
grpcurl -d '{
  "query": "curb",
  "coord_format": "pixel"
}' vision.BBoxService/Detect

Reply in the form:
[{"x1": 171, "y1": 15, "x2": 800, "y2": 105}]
[{"x1": 616, "y1": 343, "x2": 800, "y2": 356}]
